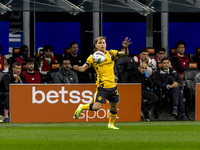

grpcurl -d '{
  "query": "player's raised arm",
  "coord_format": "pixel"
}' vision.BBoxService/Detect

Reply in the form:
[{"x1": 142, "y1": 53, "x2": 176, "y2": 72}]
[
  {"x1": 73, "y1": 63, "x2": 89, "y2": 72},
  {"x1": 118, "y1": 37, "x2": 132, "y2": 57}
]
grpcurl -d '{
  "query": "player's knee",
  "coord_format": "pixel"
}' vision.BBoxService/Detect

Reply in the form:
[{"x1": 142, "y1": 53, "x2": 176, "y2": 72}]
[
  {"x1": 92, "y1": 102, "x2": 102, "y2": 111},
  {"x1": 110, "y1": 107, "x2": 117, "y2": 113},
  {"x1": 110, "y1": 103, "x2": 118, "y2": 112},
  {"x1": 92, "y1": 106, "x2": 101, "y2": 111}
]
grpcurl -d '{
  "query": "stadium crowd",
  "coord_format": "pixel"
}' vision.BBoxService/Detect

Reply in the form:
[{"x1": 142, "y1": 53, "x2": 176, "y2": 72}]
[{"x1": 0, "y1": 40, "x2": 199, "y2": 122}]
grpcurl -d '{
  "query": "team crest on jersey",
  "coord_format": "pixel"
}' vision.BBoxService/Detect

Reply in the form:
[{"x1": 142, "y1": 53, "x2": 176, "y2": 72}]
[{"x1": 98, "y1": 96, "x2": 102, "y2": 101}]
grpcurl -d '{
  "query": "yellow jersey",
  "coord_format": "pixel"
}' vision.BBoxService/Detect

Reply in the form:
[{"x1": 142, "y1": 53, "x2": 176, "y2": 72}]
[{"x1": 86, "y1": 50, "x2": 119, "y2": 88}]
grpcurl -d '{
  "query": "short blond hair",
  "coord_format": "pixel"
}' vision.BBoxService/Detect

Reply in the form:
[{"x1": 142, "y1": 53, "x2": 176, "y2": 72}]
[{"x1": 94, "y1": 36, "x2": 106, "y2": 44}]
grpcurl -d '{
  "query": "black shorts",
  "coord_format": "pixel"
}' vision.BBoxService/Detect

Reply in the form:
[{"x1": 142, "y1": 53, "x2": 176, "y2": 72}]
[{"x1": 94, "y1": 86, "x2": 119, "y2": 104}]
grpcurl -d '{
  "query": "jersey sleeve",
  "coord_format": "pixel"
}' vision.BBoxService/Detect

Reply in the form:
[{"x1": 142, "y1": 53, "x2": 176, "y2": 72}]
[
  {"x1": 86, "y1": 54, "x2": 93, "y2": 68},
  {"x1": 110, "y1": 50, "x2": 119, "y2": 60}
]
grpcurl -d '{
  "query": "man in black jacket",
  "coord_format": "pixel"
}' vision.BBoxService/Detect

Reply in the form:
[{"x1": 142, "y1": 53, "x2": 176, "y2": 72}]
[
  {"x1": 1, "y1": 61, "x2": 25, "y2": 122},
  {"x1": 126, "y1": 62, "x2": 158, "y2": 121},
  {"x1": 154, "y1": 57, "x2": 188, "y2": 121},
  {"x1": 53, "y1": 57, "x2": 78, "y2": 83},
  {"x1": 66, "y1": 42, "x2": 90, "y2": 83}
]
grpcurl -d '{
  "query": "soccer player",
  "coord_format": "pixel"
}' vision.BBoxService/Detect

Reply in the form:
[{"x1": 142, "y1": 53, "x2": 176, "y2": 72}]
[{"x1": 73, "y1": 36, "x2": 131, "y2": 129}]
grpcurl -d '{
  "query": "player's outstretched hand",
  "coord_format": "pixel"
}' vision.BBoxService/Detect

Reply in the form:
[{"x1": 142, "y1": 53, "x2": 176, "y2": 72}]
[{"x1": 122, "y1": 37, "x2": 132, "y2": 48}]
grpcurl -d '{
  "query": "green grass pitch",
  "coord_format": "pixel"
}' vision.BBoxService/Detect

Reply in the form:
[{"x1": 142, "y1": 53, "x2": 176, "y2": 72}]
[{"x1": 0, "y1": 121, "x2": 200, "y2": 150}]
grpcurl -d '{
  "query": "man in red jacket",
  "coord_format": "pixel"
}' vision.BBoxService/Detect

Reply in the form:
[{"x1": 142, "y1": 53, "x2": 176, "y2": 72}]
[
  {"x1": 37, "y1": 45, "x2": 57, "y2": 75},
  {"x1": 171, "y1": 41, "x2": 190, "y2": 81},
  {"x1": 23, "y1": 58, "x2": 43, "y2": 83}
]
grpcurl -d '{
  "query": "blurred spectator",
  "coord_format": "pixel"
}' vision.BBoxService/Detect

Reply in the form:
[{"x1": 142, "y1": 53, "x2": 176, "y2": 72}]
[
  {"x1": 67, "y1": 42, "x2": 90, "y2": 83},
  {"x1": 88, "y1": 44, "x2": 98, "y2": 83},
  {"x1": 23, "y1": 58, "x2": 43, "y2": 83},
  {"x1": 121, "y1": 61, "x2": 140, "y2": 83},
  {"x1": 153, "y1": 48, "x2": 166, "y2": 68},
  {"x1": 154, "y1": 57, "x2": 188, "y2": 121},
  {"x1": 115, "y1": 47, "x2": 131, "y2": 83},
  {"x1": 15, "y1": 45, "x2": 30, "y2": 64},
  {"x1": 67, "y1": 42, "x2": 83, "y2": 66},
  {"x1": 37, "y1": 45, "x2": 58, "y2": 75},
  {"x1": 194, "y1": 72, "x2": 200, "y2": 85},
  {"x1": 93, "y1": 44, "x2": 97, "y2": 53},
  {"x1": 1, "y1": 61, "x2": 25, "y2": 122},
  {"x1": 114, "y1": 75, "x2": 119, "y2": 83},
  {"x1": 171, "y1": 41, "x2": 189, "y2": 81},
  {"x1": 53, "y1": 57, "x2": 78, "y2": 83},
  {"x1": 133, "y1": 48, "x2": 156, "y2": 76},
  {"x1": 0, "y1": 45, "x2": 9, "y2": 72},
  {"x1": 125, "y1": 62, "x2": 158, "y2": 121}
]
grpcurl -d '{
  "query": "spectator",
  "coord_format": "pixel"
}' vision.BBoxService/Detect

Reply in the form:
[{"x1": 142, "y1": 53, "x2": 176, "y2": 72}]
[
  {"x1": 125, "y1": 62, "x2": 158, "y2": 121},
  {"x1": 15, "y1": 45, "x2": 30, "y2": 64},
  {"x1": 1, "y1": 61, "x2": 25, "y2": 122},
  {"x1": 133, "y1": 48, "x2": 156, "y2": 76},
  {"x1": 194, "y1": 72, "x2": 200, "y2": 87},
  {"x1": 53, "y1": 57, "x2": 78, "y2": 83},
  {"x1": 88, "y1": 44, "x2": 98, "y2": 83},
  {"x1": 67, "y1": 42, "x2": 83, "y2": 66},
  {"x1": 154, "y1": 57, "x2": 188, "y2": 121},
  {"x1": 37, "y1": 45, "x2": 58, "y2": 75},
  {"x1": 115, "y1": 47, "x2": 131, "y2": 83},
  {"x1": 93, "y1": 44, "x2": 97, "y2": 53},
  {"x1": 171, "y1": 41, "x2": 189, "y2": 81},
  {"x1": 67, "y1": 42, "x2": 90, "y2": 83},
  {"x1": 22, "y1": 58, "x2": 43, "y2": 83},
  {"x1": 114, "y1": 75, "x2": 119, "y2": 83},
  {"x1": 153, "y1": 48, "x2": 166, "y2": 68},
  {"x1": 0, "y1": 45, "x2": 9, "y2": 72},
  {"x1": 121, "y1": 61, "x2": 140, "y2": 83}
]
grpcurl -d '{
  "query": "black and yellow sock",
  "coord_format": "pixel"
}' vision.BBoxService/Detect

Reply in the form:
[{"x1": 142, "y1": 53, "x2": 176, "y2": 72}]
[
  {"x1": 108, "y1": 110, "x2": 117, "y2": 125},
  {"x1": 82, "y1": 103, "x2": 94, "y2": 110}
]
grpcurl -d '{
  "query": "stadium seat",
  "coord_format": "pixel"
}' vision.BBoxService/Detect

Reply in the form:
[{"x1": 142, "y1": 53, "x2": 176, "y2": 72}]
[
  {"x1": 184, "y1": 70, "x2": 199, "y2": 119},
  {"x1": 115, "y1": 56, "x2": 132, "y2": 83},
  {"x1": 46, "y1": 71, "x2": 57, "y2": 83},
  {"x1": 50, "y1": 63, "x2": 60, "y2": 72},
  {"x1": 64, "y1": 47, "x2": 70, "y2": 57},
  {"x1": 12, "y1": 47, "x2": 20, "y2": 58},
  {"x1": 146, "y1": 47, "x2": 155, "y2": 59},
  {"x1": 153, "y1": 86, "x2": 170, "y2": 119},
  {"x1": 169, "y1": 48, "x2": 177, "y2": 57}
]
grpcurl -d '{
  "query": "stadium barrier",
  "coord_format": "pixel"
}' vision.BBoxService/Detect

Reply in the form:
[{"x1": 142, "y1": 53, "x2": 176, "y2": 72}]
[
  {"x1": 10, "y1": 84, "x2": 141, "y2": 123},
  {"x1": 196, "y1": 84, "x2": 200, "y2": 121}
]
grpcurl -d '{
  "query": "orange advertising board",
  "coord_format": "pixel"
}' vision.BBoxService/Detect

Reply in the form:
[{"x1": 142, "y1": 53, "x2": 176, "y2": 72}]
[{"x1": 10, "y1": 84, "x2": 141, "y2": 123}]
